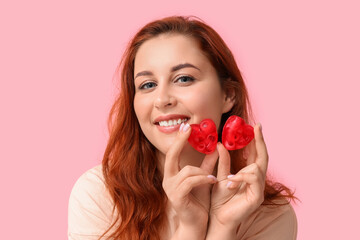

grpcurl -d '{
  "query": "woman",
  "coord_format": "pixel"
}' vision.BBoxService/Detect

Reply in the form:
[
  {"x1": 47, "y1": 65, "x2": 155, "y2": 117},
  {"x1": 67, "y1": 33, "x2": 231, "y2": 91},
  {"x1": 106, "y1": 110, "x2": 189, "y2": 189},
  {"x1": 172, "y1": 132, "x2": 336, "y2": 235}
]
[{"x1": 68, "y1": 15, "x2": 297, "y2": 240}]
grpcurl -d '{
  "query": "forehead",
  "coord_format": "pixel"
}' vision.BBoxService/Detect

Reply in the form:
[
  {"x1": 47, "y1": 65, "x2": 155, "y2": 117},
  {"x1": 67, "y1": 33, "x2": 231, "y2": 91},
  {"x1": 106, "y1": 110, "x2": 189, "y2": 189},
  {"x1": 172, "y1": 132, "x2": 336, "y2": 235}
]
[{"x1": 134, "y1": 34, "x2": 209, "y2": 72}]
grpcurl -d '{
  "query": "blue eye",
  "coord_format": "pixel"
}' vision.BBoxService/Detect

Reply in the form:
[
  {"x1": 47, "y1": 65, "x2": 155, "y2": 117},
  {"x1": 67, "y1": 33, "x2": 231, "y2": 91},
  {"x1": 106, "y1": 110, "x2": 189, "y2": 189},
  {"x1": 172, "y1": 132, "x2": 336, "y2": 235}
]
[
  {"x1": 176, "y1": 76, "x2": 195, "y2": 83},
  {"x1": 140, "y1": 82, "x2": 157, "y2": 89}
]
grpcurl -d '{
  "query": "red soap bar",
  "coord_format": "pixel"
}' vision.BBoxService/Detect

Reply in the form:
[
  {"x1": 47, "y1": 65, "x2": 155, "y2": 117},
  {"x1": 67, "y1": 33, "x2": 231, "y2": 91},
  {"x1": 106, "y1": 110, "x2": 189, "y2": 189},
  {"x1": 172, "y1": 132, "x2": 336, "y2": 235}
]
[
  {"x1": 188, "y1": 119, "x2": 218, "y2": 154},
  {"x1": 222, "y1": 115, "x2": 254, "y2": 150}
]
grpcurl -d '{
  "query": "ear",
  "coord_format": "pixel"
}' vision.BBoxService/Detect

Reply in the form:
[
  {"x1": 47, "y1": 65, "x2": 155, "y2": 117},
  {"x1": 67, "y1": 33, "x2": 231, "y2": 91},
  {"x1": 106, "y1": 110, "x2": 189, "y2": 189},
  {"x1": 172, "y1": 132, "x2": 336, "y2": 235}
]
[{"x1": 222, "y1": 87, "x2": 236, "y2": 114}]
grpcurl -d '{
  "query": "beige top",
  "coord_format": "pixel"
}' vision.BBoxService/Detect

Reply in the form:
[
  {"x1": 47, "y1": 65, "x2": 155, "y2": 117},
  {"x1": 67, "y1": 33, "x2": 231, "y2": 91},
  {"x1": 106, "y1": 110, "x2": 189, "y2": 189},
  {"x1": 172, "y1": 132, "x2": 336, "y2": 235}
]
[{"x1": 68, "y1": 164, "x2": 297, "y2": 240}]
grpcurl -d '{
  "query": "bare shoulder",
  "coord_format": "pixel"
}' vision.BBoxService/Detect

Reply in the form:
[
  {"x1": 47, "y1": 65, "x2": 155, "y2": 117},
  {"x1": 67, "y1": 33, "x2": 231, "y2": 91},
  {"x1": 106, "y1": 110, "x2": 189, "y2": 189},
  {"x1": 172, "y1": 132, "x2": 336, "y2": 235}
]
[{"x1": 237, "y1": 199, "x2": 298, "y2": 240}]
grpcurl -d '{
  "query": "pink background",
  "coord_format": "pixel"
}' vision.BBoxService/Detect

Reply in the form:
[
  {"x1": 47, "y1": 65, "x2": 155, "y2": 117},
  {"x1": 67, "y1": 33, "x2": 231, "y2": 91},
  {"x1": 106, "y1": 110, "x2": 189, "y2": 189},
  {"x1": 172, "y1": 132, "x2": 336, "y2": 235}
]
[{"x1": 1, "y1": 0, "x2": 359, "y2": 239}]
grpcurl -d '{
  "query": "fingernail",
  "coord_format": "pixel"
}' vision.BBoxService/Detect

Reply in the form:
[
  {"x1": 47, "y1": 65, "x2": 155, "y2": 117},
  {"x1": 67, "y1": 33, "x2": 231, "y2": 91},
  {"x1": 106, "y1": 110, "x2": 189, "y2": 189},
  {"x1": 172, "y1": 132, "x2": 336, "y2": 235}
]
[
  {"x1": 179, "y1": 123, "x2": 184, "y2": 132},
  {"x1": 227, "y1": 174, "x2": 235, "y2": 179},
  {"x1": 207, "y1": 175, "x2": 218, "y2": 181},
  {"x1": 182, "y1": 123, "x2": 190, "y2": 132},
  {"x1": 257, "y1": 122, "x2": 262, "y2": 131},
  {"x1": 226, "y1": 181, "x2": 233, "y2": 188}
]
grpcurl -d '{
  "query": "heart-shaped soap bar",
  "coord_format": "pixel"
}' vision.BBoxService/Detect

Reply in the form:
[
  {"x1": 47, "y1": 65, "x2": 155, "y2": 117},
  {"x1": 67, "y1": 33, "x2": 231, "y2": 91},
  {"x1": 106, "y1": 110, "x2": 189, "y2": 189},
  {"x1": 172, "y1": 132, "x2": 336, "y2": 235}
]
[
  {"x1": 188, "y1": 119, "x2": 218, "y2": 154},
  {"x1": 222, "y1": 116, "x2": 254, "y2": 150}
]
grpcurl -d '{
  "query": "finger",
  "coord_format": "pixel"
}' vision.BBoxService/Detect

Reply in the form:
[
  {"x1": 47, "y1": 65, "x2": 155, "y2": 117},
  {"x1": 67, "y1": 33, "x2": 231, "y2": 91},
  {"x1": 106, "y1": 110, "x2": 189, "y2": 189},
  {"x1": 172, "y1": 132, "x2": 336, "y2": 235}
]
[
  {"x1": 176, "y1": 165, "x2": 214, "y2": 185},
  {"x1": 254, "y1": 123, "x2": 269, "y2": 175},
  {"x1": 227, "y1": 163, "x2": 260, "y2": 180},
  {"x1": 216, "y1": 142, "x2": 231, "y2": 179},
  {"x1": 199, "y1": 149, "x2": 219, "y2": 174},
  {"x1": 226, "y1": 173, "x2": 258, "y2": 189},
  {"x1": 178, "y1": 175, "x2": 217, "y2": 196},
  {"x1": 245, "y1": 138, "x2": 256, "y2": 165},
  {"x1": 164, "y1": 123, "x2": 192, "y2": 179},
  {"x1": 239, "y1": 163, "x2": 258, "y2": 174}
]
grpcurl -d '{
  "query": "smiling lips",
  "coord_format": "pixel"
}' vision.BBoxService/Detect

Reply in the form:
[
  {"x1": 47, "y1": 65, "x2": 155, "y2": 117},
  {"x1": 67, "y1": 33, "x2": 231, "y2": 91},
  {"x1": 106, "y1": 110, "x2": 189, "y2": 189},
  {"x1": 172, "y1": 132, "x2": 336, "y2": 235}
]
[
  {"x1": 154, "y1": 114, "x2": 190, "y2": 133},
  {"x1": 159, "y1": 118, "x2": 187, "y2": 127}
]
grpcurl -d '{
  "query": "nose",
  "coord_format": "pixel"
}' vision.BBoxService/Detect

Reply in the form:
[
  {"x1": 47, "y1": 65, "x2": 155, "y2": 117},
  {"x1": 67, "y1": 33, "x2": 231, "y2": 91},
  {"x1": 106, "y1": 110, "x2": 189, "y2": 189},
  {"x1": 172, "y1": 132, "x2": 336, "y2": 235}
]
[{"x1": 154, "y1": 85, "x2": 177, "y2": 109}]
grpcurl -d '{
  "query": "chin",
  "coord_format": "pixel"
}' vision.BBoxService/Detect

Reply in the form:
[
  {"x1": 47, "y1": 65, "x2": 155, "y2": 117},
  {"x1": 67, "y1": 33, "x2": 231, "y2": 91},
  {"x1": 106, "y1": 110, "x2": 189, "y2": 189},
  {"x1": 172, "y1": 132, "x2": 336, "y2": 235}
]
[{"x1": 152, "y1": 142, "x2": 173, "y2": 156}]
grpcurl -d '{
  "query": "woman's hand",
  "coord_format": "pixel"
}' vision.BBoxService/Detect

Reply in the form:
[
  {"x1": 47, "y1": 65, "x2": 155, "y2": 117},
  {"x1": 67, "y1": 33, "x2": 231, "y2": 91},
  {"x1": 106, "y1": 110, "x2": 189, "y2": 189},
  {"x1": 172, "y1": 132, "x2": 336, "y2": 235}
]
[
  {"x1": 162, "y1": 123, "x2": 218, "y2": 239},
  {"x1": 207, "y1": 123, "x2": 268, "y2": 238}
]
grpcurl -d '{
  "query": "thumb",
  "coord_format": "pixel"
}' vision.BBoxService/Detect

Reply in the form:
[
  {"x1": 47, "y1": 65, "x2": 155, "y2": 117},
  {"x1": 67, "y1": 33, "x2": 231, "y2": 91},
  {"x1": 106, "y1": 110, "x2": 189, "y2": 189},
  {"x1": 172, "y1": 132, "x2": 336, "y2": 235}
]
[
  {"x1": 216, "y1": 142, "x2": 231, "y2": 180},
  {"x1": 200, "y1": 149, "x2": 218, "y2": 175},
  {"x1": 164, "y1": 123, "x2": 192, "y2": 178}
]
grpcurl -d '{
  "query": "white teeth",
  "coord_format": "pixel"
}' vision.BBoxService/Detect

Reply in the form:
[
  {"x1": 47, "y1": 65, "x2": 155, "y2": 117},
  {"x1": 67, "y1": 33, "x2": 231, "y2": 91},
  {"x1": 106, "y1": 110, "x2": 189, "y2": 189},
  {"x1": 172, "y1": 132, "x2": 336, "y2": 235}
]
[{"x1": 159, "y1": 118, "x2": 188, "y2": 127}]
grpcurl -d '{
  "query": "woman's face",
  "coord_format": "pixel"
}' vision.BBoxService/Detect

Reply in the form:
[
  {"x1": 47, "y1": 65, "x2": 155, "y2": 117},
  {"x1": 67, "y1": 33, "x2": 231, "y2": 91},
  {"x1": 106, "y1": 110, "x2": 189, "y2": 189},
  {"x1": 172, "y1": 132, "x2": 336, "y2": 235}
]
[{"x1": 133, "y1": 34, "x2": 234, "y2": 155}]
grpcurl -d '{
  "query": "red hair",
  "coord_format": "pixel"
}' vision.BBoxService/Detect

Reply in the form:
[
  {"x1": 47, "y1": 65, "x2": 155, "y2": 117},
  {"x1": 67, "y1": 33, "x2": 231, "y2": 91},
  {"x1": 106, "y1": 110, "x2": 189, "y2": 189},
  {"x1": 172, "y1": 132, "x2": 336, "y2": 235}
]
[{"x1": 100, "y1": 15, "x2": 297, "y2": 240}]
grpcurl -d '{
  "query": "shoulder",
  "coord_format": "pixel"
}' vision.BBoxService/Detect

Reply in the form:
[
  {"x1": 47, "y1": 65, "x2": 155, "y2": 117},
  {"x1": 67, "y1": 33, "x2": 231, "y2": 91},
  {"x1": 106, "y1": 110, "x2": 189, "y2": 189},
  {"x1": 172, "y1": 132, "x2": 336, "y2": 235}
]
[
  {"x1": 237, "y1": 200, "x2": 297, "y2": 240},
  {"x1": 68, "y1": 164, "x2": 118, "y2": 239},
  {"x1": 69, "y1": 164, "x2": 108, "y2": 201}
]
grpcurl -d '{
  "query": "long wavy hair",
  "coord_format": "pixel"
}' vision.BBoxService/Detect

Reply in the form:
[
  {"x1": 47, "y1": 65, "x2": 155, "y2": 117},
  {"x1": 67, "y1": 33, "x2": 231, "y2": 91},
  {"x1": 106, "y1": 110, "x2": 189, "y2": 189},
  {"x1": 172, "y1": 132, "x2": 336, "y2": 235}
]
[{"x1": 100, "y1": 15, "x2": 296, "y2": 240}]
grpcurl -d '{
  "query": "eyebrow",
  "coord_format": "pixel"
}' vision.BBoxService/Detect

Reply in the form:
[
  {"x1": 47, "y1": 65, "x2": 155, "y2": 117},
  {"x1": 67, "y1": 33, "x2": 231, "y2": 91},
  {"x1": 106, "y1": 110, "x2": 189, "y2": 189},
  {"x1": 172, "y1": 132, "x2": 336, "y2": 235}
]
[{"x1": 134, "y1": 63, "x2": 200, "y2": 79}]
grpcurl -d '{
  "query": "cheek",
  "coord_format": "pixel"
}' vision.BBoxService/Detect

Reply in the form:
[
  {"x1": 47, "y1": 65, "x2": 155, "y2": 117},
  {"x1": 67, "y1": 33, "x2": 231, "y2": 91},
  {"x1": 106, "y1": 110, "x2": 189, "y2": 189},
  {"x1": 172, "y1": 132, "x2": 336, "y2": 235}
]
[
  {"x1": 133, "y1": 95, "x2": 150, "y2": 124},
  {"x1": 186, "y1": 87, "x2": 223, "y2": 111},
  {"x1": 133, "y1": 97, "x2": 140, "y2": 120},
  {"x1": 192, "y1": 88, "x2": 224, "y2": 124}
]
